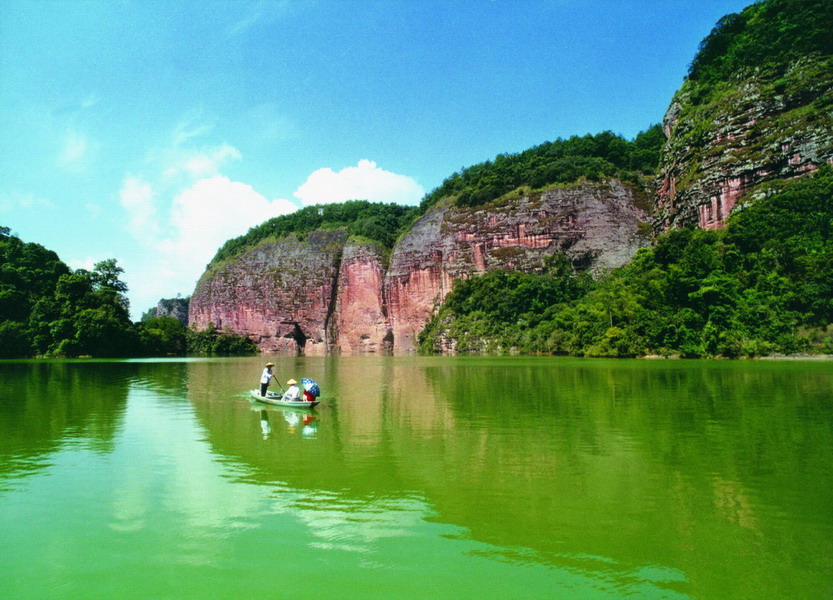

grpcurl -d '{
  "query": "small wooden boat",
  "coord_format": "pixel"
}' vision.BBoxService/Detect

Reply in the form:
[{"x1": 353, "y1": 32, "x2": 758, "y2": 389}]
[{"x1": 250, "y1": 390, "x2": 319, "y2": 408}]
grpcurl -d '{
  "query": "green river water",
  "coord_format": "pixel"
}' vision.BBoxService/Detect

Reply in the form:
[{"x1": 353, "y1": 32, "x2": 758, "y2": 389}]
[{"x1": 0, "y1": 356, "x2": 831, "y2": 599}]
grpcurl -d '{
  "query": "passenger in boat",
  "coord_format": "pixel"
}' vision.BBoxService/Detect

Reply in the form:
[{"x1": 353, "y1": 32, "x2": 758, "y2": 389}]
[
  {"x1": 284, "y1": 379, "x2": 301, "y2": 401},
  {"x1": 303, "y1": 388, "x2": 316, "y2": 402},
  {"x1": 260, "y1": 362, "x2": 276, "y2": 396}
]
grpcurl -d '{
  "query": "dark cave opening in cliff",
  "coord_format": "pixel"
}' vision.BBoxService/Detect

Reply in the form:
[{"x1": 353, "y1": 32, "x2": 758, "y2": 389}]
[{"x1": 281, "y1": 321, "x2": 307, "y2": 354}]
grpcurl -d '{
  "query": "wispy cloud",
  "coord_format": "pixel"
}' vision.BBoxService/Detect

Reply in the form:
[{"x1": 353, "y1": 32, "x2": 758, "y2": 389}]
[
  {"x1": 171, "y1": 111, "x2": 215, "y2": 147},
  {"x1": 120, "y1": 176, "x2": 160, "y2": 245},
  {"x1": 0, "y1": 191, "x2": 54, "y2": 213},
  {"x1": 182, "y1": 144, "x2": 242, "y2": 178},
  {"x1": 294, "y1": 160, "x2": 425, "y2": 206},
  {"x1": 245, "y1": 103, "x2": 297, "y2": 144},
  {"x1": 226, "y1": 0, "x2": 291, "y2": 38},
  {"x1": 58, "y1": 130, "x2": 97, "y2": 171},
  {"x1": 154, "y1": 114, "x2": 243, "y2": 181}
]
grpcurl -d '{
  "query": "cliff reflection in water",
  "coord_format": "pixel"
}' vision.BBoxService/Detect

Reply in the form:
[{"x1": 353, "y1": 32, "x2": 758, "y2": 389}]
[{"x1": 185, "y1": 356, "x2": 833, "y2": 597}]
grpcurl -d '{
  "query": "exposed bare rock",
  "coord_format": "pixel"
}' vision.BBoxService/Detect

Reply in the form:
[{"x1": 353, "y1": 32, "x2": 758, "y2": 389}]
[
  {"x1": 331, "y1": 241, "x2": 392, "y2": 354},
  {"x1": 189, "y1": 229, "x2": 347, "y2": 355},
  {"x1": 386, "y1": 180, "x2": 651, "y2": 351},
  {"x1": 189, "y1": 180, "x2": 651, "y2": 354},
  {"x1": 155, "y1": 297, "x2": 189, "y2": 324},
  {"x1": 656, "y1": 59, "x2": 833, "y2": 231}
]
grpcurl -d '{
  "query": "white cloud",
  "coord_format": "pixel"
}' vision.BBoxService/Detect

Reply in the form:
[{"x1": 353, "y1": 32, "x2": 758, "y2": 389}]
[
  {"x1": 118, "y1": 144, "x2": 424, "y2": 318},
  {"x1": 122, "y1": 175, "x2": 299, "y2": 315},
  {"x1": 163, "y1": 176, "x2": 297, "y2": 270},
  {"x1": 182, "y1": 144, "x2": 242, "y2": 178},
  {"x1": 294, "y1": 159, "x2": 424, "y2": 206},
  {"x1": 59, "y1": 130, "x2": 96, "y2": 170},
  {"x1": 67, "y1": 257, "x2": 97, "y2": 271},
  {"x1": 119, "y1": 176, "x2": 160, "y2": 244},
  {"x1": 154, "y1": 117, "x2": 242, "y2": 181}
]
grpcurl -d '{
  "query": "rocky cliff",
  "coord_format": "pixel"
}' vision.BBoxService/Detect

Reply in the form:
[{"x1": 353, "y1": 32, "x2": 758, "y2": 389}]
[
  {"x1": 656, "y1": 59, "x2": 833, "y2": 230},
  {"x1": 189, "y1": 229, "x2": 346, "y2": 355},
  {"x1": 156, "y1": 297, "x2": 189, "y2": 324},
  {"x1": 655, "y1": 0, "x2": 833, "y2": 230},
  {"x1": 189, "y1": 180, "x2": 651, "y2": 354},
  {"x1": 188, "y1": 0, "x2": 833, "y2": 356}
]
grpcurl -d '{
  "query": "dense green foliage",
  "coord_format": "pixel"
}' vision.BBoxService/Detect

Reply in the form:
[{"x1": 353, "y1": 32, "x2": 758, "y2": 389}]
[
  {"x1": 687, "y1": 0, "x2": 833, "y2": 88},
  {"x1": 418, "y1": 257, "x2": 592, "y2": 353},
  {"x1": 420, "y1": 128, "x2": 664, "y2": 210},
  {"x1": 136, "y1": 316, "x2": 188, "y2": 356},
  {"x1": 420, "y1": 167, "x2": 833, "y2": 357},
  {"x1": 0, "y1": 226, "x2": 70, "y2": 327},
  {"x1": 210, "y1": 200, "x2": 420, "y2": 266},
  {"x1": 24, "y1": 259, "x2": 137, "y2": 358},
  {"x1": 0, "y1": 228, "x2": 255, "y2": 358},
  {"x1": 184, "y1": 322, "x2": 258, "y2": 355}
]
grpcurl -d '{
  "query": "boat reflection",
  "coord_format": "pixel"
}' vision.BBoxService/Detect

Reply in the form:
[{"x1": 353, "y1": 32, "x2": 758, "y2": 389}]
[{"x1": 254, "y1": 406, "x2": 317, "y2": 439}]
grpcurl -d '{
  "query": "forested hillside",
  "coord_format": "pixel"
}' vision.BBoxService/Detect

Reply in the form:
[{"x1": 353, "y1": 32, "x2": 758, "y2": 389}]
[
  {"x1": 419, "y1": 167, "x2": 833, "y2": 357},
  {"x1": 420, "y1": 128, "x2": 664, "y2": 210},
  {"x1": 210, "y1": 200, "x2": 420, "y2": 266},
  {"x1": 0, "y1": 227, "x2": 255, "y2": 358},
  {"x1": 655, "y1": 0, "x2": 833, "y2": 229}
]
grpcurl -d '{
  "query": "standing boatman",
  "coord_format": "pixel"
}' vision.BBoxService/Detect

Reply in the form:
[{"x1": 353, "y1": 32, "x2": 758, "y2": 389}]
[{"x1": 260, "y1": 362, "x2": 276, "y2": 397}]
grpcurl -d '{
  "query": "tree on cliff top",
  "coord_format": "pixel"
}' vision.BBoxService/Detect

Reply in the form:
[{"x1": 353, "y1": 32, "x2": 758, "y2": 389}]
[
  {"x1": 210, "y1": 200, "x2": 419, "y2": 266},
  {"x1": 687, "y1": 0, "x2": 833, "y2": 87},
  {"x1": 419, "y1": 127, "x2": 664, "y2": 211}
]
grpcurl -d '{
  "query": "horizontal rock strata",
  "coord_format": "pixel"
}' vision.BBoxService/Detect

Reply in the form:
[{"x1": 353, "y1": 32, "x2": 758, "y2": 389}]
[{"x1": 189, "y1": 180, "x2": 651, "y2": 354}]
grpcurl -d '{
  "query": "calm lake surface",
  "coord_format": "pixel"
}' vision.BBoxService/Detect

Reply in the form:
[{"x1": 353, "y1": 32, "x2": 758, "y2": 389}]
[{"x1": 1, "y1": 356, "x2": 831, "y2": 599}]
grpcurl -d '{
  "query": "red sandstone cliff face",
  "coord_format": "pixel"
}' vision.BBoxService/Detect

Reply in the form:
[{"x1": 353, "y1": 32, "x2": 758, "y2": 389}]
[
  {"x1": 189, "y1": 179, "x2": 650, "y2": 354},
  {"x1": 189, "y1": 229, "x2": 347, "y2": 355},
  {"x1": 656, "y1": 61, "x2": 833, "y2": 231},
  {"x1": 386, "y1": 180, "x2": 650, "y2": 351},
  {"x1": 331, "y1": 241, "x2": 391, "y2": 354}
]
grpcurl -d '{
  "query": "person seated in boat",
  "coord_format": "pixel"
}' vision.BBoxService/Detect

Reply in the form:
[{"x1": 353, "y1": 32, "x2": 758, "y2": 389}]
[
  {"x1": 260, "y1": 362, "x2": 276, "y2": 397},
  {"x1": 303, "y1": 387, "x2": 316, "y2": 402},
  {"x1": 283, "y1": 379, "x2": 301, "y2": 401}
]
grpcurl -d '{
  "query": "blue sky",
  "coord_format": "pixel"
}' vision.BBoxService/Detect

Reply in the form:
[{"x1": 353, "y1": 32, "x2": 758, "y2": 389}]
[{"x1": 1, "y1": 0, "x2": 751, "y2": 317}]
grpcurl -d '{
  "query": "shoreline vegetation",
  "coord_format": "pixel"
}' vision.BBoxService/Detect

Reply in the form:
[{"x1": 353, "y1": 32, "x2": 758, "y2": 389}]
[
  {"x1": 0, "y1": 235, "x2": 256, "y2": 359},
  {"x1": 418, "y1": 167, "x2": 833, "y2": 359}
]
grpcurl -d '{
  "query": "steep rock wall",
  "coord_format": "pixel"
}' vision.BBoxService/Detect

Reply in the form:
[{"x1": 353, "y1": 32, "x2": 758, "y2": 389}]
[
  {"x1": 656, "y1": 59, "x2": 833, "y2": 230},
  {"x1": 189, "y1": 229, "x2": 346, "y2": 355},
  {"x1": 190, "y1": 180, "x2": 651, "y2": 354},
  {"x1": 386, "y1": 180, "x2": 651, "y2": 351},
  {"x1": 331, "y1": 241, "x2": 391, "y2": 354}
]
